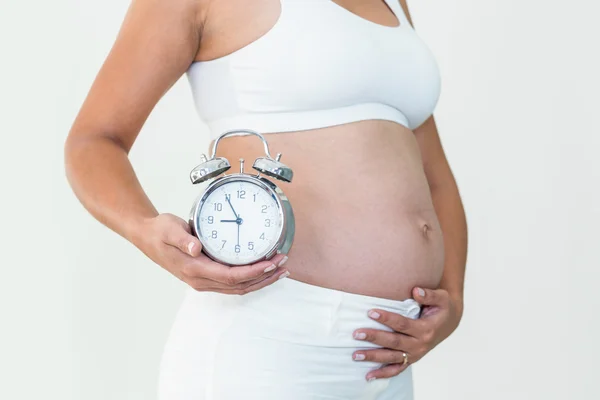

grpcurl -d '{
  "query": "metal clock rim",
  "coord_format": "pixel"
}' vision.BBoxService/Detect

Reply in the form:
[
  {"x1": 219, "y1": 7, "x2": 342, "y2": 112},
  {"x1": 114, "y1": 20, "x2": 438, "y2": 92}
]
[{"x1": 189, "y1": 173, "x2": 294, "y2": 266}]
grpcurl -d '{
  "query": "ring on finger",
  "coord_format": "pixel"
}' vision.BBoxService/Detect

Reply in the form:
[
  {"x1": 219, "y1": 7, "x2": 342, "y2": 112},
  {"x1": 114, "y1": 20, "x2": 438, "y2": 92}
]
[{"x1": 401, "y1": 352, "x2": 409, "y2": 366}]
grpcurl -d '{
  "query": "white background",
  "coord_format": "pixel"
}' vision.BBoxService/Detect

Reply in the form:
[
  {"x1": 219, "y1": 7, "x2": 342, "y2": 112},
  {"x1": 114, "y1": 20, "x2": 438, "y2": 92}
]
[{"x1": 1, "y1": 0, "x2": 599, "y2": 399}]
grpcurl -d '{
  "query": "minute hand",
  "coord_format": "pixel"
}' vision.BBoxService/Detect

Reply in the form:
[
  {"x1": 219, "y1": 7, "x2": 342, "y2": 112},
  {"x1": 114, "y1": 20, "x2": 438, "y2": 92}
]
[{"x1": 226, "y1": 196, "x2": 239, "y2": 219}]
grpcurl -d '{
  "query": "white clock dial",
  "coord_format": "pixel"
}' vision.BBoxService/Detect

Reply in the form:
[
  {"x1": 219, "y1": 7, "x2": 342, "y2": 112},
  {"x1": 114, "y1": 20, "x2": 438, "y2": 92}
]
[{"x1": 197, "y1": 180, "x2": 283, "y2": 265}]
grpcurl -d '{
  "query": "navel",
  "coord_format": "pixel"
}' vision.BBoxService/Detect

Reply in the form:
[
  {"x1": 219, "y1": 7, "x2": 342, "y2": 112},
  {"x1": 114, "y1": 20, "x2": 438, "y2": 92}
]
[{"x1": 421, "y1": 223, "x2": 431, "y2": 239}]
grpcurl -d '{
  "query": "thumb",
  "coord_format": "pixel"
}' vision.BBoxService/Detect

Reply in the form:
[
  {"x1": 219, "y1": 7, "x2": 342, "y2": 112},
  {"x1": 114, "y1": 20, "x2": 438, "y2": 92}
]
[
  {"x1": 184, "y1": 236, "x2": 203, "y2": 257},
  {"x1": 165, "y1": 223, "x2": 202, "y2": 257},
  {"x1": 412, "y1": 287, "x2": 444, "y2": 306}
]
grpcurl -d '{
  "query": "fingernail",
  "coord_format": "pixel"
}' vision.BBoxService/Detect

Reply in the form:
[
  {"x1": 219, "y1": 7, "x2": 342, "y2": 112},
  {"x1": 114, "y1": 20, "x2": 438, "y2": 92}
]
[
  {"x1": 367, "y1": 376, "x2": 376, "y2": 382},
  {"x1": 417, "y1": 287, "x2": 425, "y2": 297},
  {"x1": 353, "y1": 353, "x2": 365, "y2": 361},
  {"x1": 353, "y1": 331, "x2": 366, "y2": 340},
  {"x1": 187, "y1": 242, "x2": 195, "y2": 255},
  {"x1": 278, "y1": 255, "x2": 288, "y2": 267},
  {"x1": 264, "y1": 264, "x2": 277, "y2": 273},
  {"x1": 368, "y1": 310, "x2": 380, "y2": 319},
  {"x1": 278, "y1": 271, "x2": 290, "y2": 280}
]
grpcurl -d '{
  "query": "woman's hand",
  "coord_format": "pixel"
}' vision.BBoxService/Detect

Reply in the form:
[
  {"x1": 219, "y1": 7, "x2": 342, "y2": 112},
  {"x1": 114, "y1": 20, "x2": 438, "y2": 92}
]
[
  {"x1": 133, "y1": 213, "x2": 290, "y2": 294},
  {"x1": 352, "y1": 287, "x2": 463, "y2": 381}
]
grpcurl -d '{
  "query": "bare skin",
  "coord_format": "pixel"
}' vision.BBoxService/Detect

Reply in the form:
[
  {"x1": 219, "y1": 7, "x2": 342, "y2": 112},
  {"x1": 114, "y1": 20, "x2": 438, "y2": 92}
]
[
  {"x1": 64, "y1": 0, "x2": 468, "y2": 382},
  {"x1": 213, "y1": 123, "x2": 446, "y2": 301}
]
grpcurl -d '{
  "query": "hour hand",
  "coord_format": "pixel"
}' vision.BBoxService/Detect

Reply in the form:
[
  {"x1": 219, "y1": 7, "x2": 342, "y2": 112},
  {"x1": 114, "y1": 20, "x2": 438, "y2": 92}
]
[{"x1": 220, "y1": 219, "x2": 238, "y2": 223}]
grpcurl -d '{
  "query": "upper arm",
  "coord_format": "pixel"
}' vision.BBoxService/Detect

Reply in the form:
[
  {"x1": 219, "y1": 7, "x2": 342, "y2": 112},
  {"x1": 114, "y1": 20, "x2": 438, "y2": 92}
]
[
  {"x1": 414, "y1": 116, "x2": 454, "y2": 191},
  {"x1": 398, "y1": 0, "x2": 414, "y2": 26},
  {"x1": 67, "y1": 0, "x2": 206, "y2": 152},
  {"x1": 398, "y1": 1, "x2": 452, "y2": 189}
]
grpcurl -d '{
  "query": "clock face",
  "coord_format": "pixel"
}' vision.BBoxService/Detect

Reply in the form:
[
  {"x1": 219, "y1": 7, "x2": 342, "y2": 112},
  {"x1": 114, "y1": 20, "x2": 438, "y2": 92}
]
[{"x1": 197, "y1": 179, "x2": 283, "y2": 265}]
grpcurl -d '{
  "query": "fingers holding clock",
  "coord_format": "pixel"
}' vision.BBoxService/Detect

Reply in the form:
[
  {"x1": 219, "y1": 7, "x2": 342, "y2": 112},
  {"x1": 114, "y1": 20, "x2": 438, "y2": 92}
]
[
  {"x1": 182, "y1": 252, "x2": 289, "y2": 287},
  {"x1": 138, "y1": 213, "x2": 289, "y2": 295},
  {"x1": 222, "y1": 266, "x2": 290, "y2": 294},
  {"x1": 149, "y1": 213, "x2": 291, "y2": 292},
  {"x1": 158, "y1": 213, "x2": 203, "y2": 257},
  {"x1": 159, "y1": 214, "x2": 287, "y2": 278},
  {"x1": 236, "y1": 252, "x2": 289, "y2": 281},
  {"x1": 190, "y1": 265, "x2": 289, "y2": 295}
]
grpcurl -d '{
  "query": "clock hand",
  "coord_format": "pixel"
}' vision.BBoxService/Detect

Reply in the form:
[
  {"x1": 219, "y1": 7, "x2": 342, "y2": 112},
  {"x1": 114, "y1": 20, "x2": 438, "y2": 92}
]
[
  {"x1": 226, "y1": 195, "x2": 239, "y2": 219},
  {"x1": 220, "y1": 219, "x2": 238, "y2": 223},
  {"x1": 237, "y1": 218, "x2": 240, "y2": 247}
]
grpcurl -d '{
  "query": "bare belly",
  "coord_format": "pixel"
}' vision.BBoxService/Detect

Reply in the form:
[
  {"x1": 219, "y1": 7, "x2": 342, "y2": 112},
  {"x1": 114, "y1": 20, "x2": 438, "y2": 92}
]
[{"x1": 211, "y1": 120, "x2": 445, "y2": 301}]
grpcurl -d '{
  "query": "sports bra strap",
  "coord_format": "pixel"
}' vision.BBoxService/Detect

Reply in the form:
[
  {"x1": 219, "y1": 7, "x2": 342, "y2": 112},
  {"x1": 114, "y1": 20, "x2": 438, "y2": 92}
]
[{"x1": 384, "y1": 0, "x2": 411, "y2": 26}]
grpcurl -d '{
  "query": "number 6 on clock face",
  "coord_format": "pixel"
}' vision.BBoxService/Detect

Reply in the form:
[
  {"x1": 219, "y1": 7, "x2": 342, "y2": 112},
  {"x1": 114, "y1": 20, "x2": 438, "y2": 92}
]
[{"x1": 197, "y1": 179, "x2": 283, "y2": 265}]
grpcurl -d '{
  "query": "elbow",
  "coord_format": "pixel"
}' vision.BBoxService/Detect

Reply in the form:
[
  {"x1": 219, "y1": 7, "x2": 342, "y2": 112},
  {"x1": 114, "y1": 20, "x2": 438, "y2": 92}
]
[
  {"x1": 63, "y1": 130, "x2": 79, "y2": 189},
  {"x1": 63, "y1": 128, "x2": 89, "y2": 187},
  {"x1": 64, "y1": 129, "x2": 128, "y2": 174},
  {"x1": 63, "y1": 129, "x2": 110, "y2": 189}
]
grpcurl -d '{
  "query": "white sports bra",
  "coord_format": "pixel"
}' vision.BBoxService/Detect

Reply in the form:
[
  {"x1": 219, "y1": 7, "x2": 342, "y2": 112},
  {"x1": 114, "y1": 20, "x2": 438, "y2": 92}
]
[{"x1": 186, "y1": 0, "x2": 441, "y2": 139}]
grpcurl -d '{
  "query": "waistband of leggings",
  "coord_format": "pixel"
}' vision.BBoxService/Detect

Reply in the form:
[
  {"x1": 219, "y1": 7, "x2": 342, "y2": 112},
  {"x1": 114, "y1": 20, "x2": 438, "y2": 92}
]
[{"x1": 277, "y1": 276, "x2": 421, "y2": 316}]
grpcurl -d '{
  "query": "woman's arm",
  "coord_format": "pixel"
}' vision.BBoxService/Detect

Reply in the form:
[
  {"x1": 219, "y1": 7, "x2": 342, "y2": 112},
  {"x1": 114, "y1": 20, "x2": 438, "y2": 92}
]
[
  {"x1": 64, "y1": 0, "x2": 289, "y2": 293},
  {"x1": 398, "y1": 0, "x2": 468, "y2": 314},
  {"x1": 414, "y1": 116, "x2": 468, "y2": 314},
  {"x1": 65, "y1": 0, "x2": 203, "y2": 243}
]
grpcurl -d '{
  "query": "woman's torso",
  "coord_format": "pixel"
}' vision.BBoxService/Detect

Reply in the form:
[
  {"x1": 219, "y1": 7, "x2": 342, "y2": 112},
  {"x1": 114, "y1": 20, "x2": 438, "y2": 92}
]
[{"x1": 189, "y1": 0, "x2": 445, "y2": 301}]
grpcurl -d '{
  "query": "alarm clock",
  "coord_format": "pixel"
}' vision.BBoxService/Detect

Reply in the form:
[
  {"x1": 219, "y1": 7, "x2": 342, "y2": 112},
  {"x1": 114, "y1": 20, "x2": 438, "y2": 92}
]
[{"x1": 188, "y1": 129, "x2": 295, "y2": 266}]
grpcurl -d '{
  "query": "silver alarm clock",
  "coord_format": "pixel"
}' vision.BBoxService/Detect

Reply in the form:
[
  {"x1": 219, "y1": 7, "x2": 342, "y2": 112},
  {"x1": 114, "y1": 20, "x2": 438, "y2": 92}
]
[{"x1": 188, "y1": 129, "x2": 295, "y2": 266}]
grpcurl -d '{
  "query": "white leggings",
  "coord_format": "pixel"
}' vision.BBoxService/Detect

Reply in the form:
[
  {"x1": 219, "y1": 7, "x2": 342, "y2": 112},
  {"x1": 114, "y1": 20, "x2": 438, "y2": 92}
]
[{"x1": 157, "y1": 276, "x2": 422, "y2": 400}]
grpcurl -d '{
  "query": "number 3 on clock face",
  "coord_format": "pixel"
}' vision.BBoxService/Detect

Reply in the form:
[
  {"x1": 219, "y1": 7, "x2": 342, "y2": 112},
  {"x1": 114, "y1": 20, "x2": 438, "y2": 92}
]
[{"x1": 197, "y1": 180, "x2": 284, "y2": 265}]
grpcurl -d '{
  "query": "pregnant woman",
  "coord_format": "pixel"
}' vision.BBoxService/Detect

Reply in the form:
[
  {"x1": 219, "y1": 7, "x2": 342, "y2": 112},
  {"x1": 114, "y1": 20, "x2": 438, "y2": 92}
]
[{"x1": 64, "y1": 0, "x2": 468, "y2": 398}]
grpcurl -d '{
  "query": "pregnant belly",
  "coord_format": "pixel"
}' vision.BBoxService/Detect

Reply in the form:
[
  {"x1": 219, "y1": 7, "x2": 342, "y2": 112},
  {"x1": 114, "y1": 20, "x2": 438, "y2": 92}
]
[
  {"x1": 287, "y1": 202, "x2": 445, "y2": 301},
  {"x1": 212, "y1": 120, "x2": 445, "y2": 301}
]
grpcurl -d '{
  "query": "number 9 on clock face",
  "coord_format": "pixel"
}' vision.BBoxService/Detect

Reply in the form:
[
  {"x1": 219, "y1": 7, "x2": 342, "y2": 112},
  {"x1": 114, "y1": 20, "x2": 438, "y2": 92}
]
[{"x1": 196, "y1": 179, "x2": 284, "y2": 265}]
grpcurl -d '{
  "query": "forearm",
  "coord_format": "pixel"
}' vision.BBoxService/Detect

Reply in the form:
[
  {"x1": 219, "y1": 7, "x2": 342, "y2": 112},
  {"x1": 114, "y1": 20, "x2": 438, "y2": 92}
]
[
  {"x1": 64, "y1": 134, "x2": 159, "y2": 245},
  {"x1": 430, "y1": 176, "x2": 468, "y2": 315}
]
